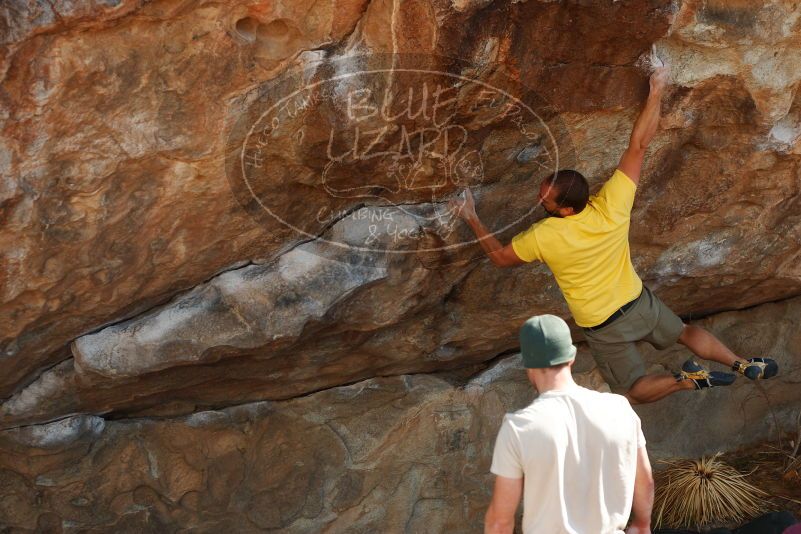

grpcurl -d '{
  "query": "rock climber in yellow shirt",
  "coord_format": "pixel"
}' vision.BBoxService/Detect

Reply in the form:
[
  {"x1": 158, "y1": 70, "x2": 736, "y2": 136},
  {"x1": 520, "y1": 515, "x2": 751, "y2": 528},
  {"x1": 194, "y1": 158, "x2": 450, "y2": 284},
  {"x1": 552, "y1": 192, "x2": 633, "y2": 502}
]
[{"x1": 452, "y1": 67, "x2": 778, "y2": 404}]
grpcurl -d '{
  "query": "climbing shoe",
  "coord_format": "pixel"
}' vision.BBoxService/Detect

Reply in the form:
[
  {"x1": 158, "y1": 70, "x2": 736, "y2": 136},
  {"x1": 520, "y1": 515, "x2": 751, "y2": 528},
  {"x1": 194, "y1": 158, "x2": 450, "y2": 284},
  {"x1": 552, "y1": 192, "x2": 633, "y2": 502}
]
[
  {"x1": 732, "y1": 357, "x2": 779, "y2": 380},
  {"x1": 677, "y1": 358, "x2": 736, "y2": 390}
]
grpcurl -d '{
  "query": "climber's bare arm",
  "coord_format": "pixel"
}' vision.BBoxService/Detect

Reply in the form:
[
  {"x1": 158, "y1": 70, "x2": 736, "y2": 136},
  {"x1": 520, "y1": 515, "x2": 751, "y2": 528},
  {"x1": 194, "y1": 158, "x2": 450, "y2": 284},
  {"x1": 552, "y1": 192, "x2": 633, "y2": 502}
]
[
  {"x1": 449, "y1": 189, "x2": 525, "y2": 268},
  {"x1": 618, "y1": 66, "x2": 669, "y2": 186}
]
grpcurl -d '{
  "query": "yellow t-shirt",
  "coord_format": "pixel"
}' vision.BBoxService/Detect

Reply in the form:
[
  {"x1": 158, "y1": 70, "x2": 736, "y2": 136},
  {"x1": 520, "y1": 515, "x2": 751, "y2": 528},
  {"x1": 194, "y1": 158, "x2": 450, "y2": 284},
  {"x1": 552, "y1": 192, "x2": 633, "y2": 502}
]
[{"x1": 511, "y1": 169, "x2": 643, "y2": 328}]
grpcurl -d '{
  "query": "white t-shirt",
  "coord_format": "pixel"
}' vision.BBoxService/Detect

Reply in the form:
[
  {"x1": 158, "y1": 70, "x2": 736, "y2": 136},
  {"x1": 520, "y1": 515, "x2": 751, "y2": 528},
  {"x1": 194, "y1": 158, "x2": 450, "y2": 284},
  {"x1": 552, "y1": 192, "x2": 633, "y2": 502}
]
[{"x1": 490, "y1": 384, "x2": 645, "y2": 534}]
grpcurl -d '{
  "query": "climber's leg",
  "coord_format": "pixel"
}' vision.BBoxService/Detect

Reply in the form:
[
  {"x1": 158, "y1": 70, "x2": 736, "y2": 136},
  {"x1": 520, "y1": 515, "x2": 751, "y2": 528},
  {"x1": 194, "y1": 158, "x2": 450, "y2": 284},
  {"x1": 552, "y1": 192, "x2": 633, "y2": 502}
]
[
  {"x1": 584, "y1": 286, "x2": 740, "y2": 404},
  {"x1": 625, "y1": 358, "x2": 737, "y2": 405},
  {"x1": 624, "y1": 373, "x2": 695, "y2": 405},
  {"x1": 582, "y1": 338, "x2": 706, "y2": 404},
  {"x1": 677, "y1": 324, "x2": 739, "y2": 367},
  {"x1": 645, "y1": 290, "x2": 778, "y2": 381}
]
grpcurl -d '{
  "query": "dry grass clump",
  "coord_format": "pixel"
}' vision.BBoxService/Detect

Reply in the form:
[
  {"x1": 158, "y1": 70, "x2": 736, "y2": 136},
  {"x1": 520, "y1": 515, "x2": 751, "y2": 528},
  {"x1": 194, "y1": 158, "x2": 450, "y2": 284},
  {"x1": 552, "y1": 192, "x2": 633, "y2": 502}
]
[
  {"x1": 654, "y1": 453, "x2": 769, "y2": 530},
  {"x1": 782, "y1": 411, "x2": 801, "y2": 478}
]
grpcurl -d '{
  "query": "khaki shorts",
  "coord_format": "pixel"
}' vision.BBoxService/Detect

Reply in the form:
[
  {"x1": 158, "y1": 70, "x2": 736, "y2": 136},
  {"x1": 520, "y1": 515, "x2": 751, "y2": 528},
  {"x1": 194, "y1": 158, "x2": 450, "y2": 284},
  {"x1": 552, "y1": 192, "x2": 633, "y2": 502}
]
[{"x1": 582, "y1": 286, "x2": 685, "y2": 393}]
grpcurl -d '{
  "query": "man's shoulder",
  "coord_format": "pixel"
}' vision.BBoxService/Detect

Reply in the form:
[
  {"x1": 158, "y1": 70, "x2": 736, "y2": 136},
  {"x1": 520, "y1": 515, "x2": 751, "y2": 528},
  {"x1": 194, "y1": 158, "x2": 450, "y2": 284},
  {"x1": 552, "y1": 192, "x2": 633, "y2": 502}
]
[
  {"x1": 596, "y1": 168, "x2": 637, "y2": 193},
  {"x1": 503, "y1": 396, "x2": 555, "y2": 425},
  {"x1": 508, "y1": 386, "x2": 632, "y2": 415},
  {"x1": 574, "y1": 387, "x2": 633, "y2": 410},
  {"x1": 541, "y1": 386, "x2": 635, "y2": 417},
  {"x1": 507, "y1": 386, "x2": 604, "y2": 416},
  {"x1": 503, "y1": 387, "x2": 634, "y2": 436},
  {"x1": 528, "y1": 217, "x2": 556, "y2": 232},
  {"x1": 588, "y1": 169, "x2": 637, "y2": 220},
  {"x1": 524, "y1": 215, "x2": 566, "y2": 238}
]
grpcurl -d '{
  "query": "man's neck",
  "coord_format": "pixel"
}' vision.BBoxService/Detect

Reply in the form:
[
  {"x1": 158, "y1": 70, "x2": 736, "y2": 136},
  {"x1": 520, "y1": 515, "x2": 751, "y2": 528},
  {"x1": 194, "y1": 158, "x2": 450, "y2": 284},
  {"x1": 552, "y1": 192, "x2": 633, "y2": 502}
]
[{"x1": 534, "y1": 369, "x2": 577, "y2": 394}]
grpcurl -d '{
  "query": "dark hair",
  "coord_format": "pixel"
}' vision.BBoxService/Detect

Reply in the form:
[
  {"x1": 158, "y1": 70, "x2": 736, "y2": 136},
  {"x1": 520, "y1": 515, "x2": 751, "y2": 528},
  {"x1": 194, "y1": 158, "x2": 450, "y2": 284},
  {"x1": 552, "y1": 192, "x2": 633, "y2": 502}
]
[{"x1": 545, "y1": 169, "x2": 589, "y2": 213}]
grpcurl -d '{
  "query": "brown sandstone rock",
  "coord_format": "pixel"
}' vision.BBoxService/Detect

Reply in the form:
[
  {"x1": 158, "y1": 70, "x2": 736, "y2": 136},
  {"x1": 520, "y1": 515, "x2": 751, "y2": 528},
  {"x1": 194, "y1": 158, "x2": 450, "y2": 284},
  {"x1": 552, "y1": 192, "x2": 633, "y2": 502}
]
[
  {"x1": 2, "y1": 0, "x2": 801, "y2": 428},
  {"x1": 0, "y1": 0, "x2": 374, "y2": 400},
  {"x1": 1, "y1": 295, "x2": 800, "y2": 532}
]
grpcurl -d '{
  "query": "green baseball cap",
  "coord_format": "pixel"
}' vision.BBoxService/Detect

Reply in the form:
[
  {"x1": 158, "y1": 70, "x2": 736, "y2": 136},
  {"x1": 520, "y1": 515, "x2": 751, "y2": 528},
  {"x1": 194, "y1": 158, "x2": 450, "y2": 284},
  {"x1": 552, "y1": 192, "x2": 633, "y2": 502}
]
[{"x1": 520, "y1": 314, "x2": 576, "y2": 368}]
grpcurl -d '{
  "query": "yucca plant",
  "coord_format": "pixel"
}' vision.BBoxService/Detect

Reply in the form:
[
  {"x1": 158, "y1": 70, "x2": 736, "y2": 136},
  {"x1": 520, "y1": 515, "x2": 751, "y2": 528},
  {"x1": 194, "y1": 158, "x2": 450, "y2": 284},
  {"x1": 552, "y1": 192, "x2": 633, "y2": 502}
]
[{"x1": 654, "y1": 453, "x2": 770, "y2": 530}]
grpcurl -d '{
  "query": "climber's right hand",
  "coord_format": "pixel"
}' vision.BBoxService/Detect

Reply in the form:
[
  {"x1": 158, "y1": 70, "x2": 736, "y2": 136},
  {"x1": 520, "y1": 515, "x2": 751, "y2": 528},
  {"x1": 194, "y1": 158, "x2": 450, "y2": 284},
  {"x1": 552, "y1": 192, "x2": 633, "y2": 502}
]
[
  {"x1": 649, "y1": 66, "x2": 669, "y2": 96},
  {"x1": 449, "y1": 188, "x2": 477, "y2": 221}
]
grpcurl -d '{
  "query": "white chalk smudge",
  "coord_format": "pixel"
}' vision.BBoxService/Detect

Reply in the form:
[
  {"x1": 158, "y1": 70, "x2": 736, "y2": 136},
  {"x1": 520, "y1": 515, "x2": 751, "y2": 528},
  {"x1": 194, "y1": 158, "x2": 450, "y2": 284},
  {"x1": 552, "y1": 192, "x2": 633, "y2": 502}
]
[
  {"x1": 145, "y1": 446, "x2": 160, "y2": 479},
  {"x1": 3, "y1": 415, "x2": 105, "y2": 448},
  {"x1": 186, "y1": 410, "x2": 231, "y2": 428},
  {"x1": 467, "y1": 354, "x2": 523, "y2": 389},
  {"x1": 654, "y1": 235, "x2": 734, "y2": 277},
  {"x1": 769, "y1": 118, "x2": 801, "y2": 149},
  {"x1": 650, "y1": 44, "x2": 665, "y2": 69}
]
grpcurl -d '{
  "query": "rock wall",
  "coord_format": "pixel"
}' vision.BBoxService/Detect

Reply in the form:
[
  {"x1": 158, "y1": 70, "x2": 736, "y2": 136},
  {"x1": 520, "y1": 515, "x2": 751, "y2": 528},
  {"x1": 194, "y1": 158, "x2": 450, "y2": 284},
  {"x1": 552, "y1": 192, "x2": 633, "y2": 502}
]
[
  {"x1": 1, "y1": 0, "x2": 801, "y2": 531},
  {"x1": 1, "y1": 297, "x2": 800, "y2": 532}
]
